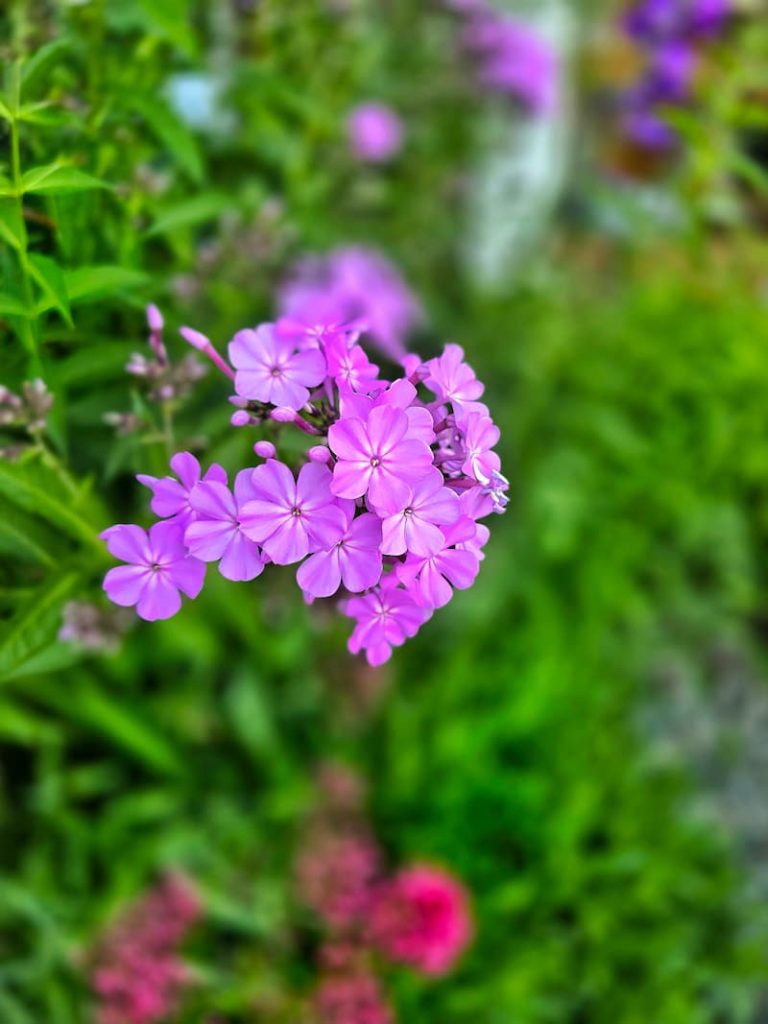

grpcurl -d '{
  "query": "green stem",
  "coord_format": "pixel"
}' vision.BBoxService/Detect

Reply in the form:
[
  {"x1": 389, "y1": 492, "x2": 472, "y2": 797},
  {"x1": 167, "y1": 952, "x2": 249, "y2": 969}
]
[{"x1": 9, "y1": 61, "x2": 41, "y2": 375}]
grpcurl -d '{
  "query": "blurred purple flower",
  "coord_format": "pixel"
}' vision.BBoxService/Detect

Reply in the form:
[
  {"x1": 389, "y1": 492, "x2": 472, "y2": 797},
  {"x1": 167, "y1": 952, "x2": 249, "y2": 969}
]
[
  {"x1": 278, "y1": 246, "x2": 422, "y2": 361},
  {"x1": 347, "y1": 102, "x2": 404, "y2": 163},
  {"x1": 459, "y1": 5, "x2": 558, "y2": 113}
]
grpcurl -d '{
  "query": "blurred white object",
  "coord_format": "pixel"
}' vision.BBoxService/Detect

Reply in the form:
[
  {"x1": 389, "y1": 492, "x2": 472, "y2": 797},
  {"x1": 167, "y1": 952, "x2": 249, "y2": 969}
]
[{"x1": 463, "y1": 0, "x2": 575, "y2": 290}]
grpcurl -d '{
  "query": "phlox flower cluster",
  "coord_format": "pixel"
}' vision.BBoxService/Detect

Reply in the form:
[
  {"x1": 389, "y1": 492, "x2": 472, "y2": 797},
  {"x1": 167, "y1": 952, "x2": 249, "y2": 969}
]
[
  {"x1": 102, "y1": 303, "x2": 507, "y2": 667},
  {"x1": 445, "y1": 0, "x2": 558, "y2": 114},
  {"x1": 621, "y1": 0, "x2": 731, "y2": 150},
  {"x1": 88, "y1": 874, "x2": 200, "y2": 1024}
]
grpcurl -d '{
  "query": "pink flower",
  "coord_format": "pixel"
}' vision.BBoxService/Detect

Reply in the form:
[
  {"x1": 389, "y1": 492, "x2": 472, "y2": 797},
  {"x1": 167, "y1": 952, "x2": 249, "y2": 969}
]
[
  {"x1": 397, "y1": 517, "x2": 481, "y2": 608},
  {"x1": 326, "y1": 336, "x2": 380, "y2": 393},
  {"x1": 101, "y1": 522, "x2": 206, "y2": 621},
  {"x1": 297, "y1": 828, "x2": 381, "y2": 930},
  {"x1": 313, "y1": 970, "x2": 393, "y2": 1024},
  {"x1": 424, "y1": 344, "x2": 484, "y2": 406},
  {"x1": 297, "y1": 508, "x2": 383, "y2": 598},
  {"x1": 345, "y1": 579, "x2": 431, "y2": 666},
  {"x1": 184, "y1": 470, "x2": 265, "y2": 581},
  {"x1": 455, "y1": 405, "x2": 501, "y2": 484},
  {"x1": 378, "y1": 468, "x2": 460, "y2": 557},
  {"x1": 328, "y1": 405, "x2": 433, "y2": 509},
  {"x1": 90, "y1": 874, "x2": 200, "y2": 1024},
  {"x1": 229, "y1": 323, "x2": 326, "y2": 410},
  {"x1": 370, "y1": 864, "x2": 473, "y2": 976},
  {"x1": 240, "y1": 460, "x2": 346, "y2": 565},
  {"x1": 137, "y1": 452, "x2": 227, "y2": 528},
  {"x1": 347, "y1": 102, "x2": 404, "y2": 164}
]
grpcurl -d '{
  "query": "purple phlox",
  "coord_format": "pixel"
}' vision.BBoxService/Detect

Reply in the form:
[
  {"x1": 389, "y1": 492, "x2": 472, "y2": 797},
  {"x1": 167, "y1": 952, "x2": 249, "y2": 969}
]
[
  {"x1": 101, "y1": 521, "x2": 206, "y2": 621},
  {"x1": 459, "y1": 7, "x2": 559, "y2": 113},
  {"x1": 229, "y1": 323, "x2": 327, "y2": 410},
  {"x1": 397, "y1": 517, "x2": 481, "y2": 609},
  {"x1": 328, "y1": 404, "x2": 434, "y2": 509},
  {"x1": 240, "y1": 460, "x2": 347, "y2": 565},
  {"x1": 344, "y1": 577, "x2": 432, "y2": 667},
  {"x1": 339, "y1": 378, "x2": 436, "y2": 446},
  {"x1": 424, "y1": 344, "x2": 484, "y2": 406},
  {"x1": 278, "y1": 247, "x2": 422, "y2": 361},
  {"x1": 347, "y1": 102, "x2": 405, "y2": 163},
  {"x1": 297, "y1": 506, "x2": 383, "y2": 598},
  {"x1": 137, "y1": 451, "x2": 228, "y2": 528},
  {"x1": 378, "y1": 468, "x2": 460, "y2": 557},
  {"x1": 185, "y1": 470, "x2": 265, "y2": 581},
  {"x1": 454, "y1": 404, "x2": 501, "y2": 485}
]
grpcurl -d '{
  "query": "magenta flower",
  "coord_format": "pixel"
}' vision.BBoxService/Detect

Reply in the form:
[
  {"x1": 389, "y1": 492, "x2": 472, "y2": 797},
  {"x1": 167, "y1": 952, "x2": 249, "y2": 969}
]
[
  {"x1": 328, "y1": 405, "x2": 433, "y2": 509},
  {"x1": 102, "y1": 522, "x2": 206, "y2": 621},
  {"x1": 455, "y1": 406, "x2": 501, "y2": 485},
  {"x1": 397, "y1": 517, "x2": 481, "y2": 608},
  {"x1": 424, "y1": 344, "x2": 484, "y2": 406},
  {"x1": 297, "y1": 508, "x2": 383, "y2": 598},
  {"x1": 240, "y1": 460, "x2": 346, "y2": 565},
  {"x1": 339, "y1": 378, "x2": 435, "y2": 446},
  {"x1": 326, "y1": 336, "x2": 380, "y2": 393},
  {"x1": 313, "y1": 970, "x2": 393, "y2": 1024},
  {"x1": 229, "y1": 323, "x2": 326, "y2": 410},
  {"x1": 347, "y1": 102, "x2": 404, "y2": 164},
  {"x1": 345, "y1": 580, "x2": 431, "y2": 666},
  {"x1": 184, "y1": 470, "x2": 264, "y2": 581},
  {"x1": 378, "y1": 468, "x2": 459, "y2": 557},
  {"x1": 369, "y1": 864, "x2": 473, "y2": 976},
  {"x1": 137, "y1": 452, "x2": 227, "y2": 528}
]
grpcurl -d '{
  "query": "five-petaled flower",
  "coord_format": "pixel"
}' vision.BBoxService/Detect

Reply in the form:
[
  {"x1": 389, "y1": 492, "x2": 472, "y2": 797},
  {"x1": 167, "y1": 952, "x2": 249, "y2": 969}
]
[{"x1": 229, "y1": 324, "x2": 326, "y2": 411}]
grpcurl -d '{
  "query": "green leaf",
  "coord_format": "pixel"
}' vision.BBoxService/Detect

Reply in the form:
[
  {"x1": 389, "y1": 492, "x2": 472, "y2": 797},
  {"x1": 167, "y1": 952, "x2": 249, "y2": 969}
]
[
  {"x1": 0, "y1": 177, "x2": 15, "y2": 197},
  {"x1": 0, "y1": 97, "x2": 12, "y2": 122},
  {"x1": 0, "y1": 460, "x2": 104, "y2": 553},
  {"x1": 145, "y1": 191, "x2": 230, "y2": 237},
  {"x1": 29, "y1": 253, "x2": 72, "y2": 325},
  {"x1": 0, "y1": 497, "x2": 57, "y2": 567},
  {"x1": 128, "y1": 94, "x2": 204, "y2": 183},
  {"x1": 21, "y1": 38, "x2": 72, "y2": 93},
  {"x1": 0, "y1": 572, "x2": 79, "y2": 684},
  {"x1": 21, "y1": 163, "x2": 108, "y2": 196},
  {"x1": 63, "y1": 265, "x2": 149, "y2": 304},
  {"x1": 0, "y1": 293, "x2": 31, "y2": 317},
  {"x1": 0, "y1": 197, "x2": 26, "y2": 250},
  {"x1": 16, "y1": 102, "x2": 71, "y2": 127}
]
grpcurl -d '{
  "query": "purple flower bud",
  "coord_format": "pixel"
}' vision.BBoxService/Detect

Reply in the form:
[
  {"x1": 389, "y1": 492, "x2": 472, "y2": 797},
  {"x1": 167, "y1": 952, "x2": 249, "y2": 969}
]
[
  {"x1": 231, "y1": 410, "x2": 251, "y2": 427},
  {"x1": 146, "y1": 303, "x2": 165, "y2": 332},
  {"x1": 308, "y1": 444, "x2": 331, "y2": 463},
  {"x1": 347, "y1": 102, "x2": 405, "y2": 163},
  {"x1": 254, "y1": 440, "x2": 277, "y2": 459}
]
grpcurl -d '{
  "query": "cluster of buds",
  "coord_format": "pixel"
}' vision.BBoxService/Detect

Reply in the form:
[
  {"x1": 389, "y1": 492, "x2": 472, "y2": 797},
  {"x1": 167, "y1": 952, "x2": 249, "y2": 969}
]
[
  {"x1": 105, "y1": 305, "x2": 206, "y2": 434},
  {"x1": 101, "y1": 302, "x2": 507, "y2": 666},
  {"x1": 0, "y1": 378, "x2": 53, "y2": 458},
  {"x1": 58, "y1": 601, "x2": 131, "y2": 653},
  {"x1": 621, "y1": 0, "x2": 732, "y2": 150}
]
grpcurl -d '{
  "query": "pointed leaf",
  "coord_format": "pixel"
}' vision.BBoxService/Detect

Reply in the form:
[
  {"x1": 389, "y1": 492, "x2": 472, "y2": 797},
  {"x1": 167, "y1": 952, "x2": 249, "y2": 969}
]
[
  {"x1": 21, "y1": 163, "x2": 108, "y2": 195},
  {"x1": 0, "y1": 572, "x2": 79, "y2": 684},
  {"x1": 64, "y1": 265, "x2": 149, "y2": 304},
  {"x1": 29, "y1": 253, "x2": 72, "y2": 325}
]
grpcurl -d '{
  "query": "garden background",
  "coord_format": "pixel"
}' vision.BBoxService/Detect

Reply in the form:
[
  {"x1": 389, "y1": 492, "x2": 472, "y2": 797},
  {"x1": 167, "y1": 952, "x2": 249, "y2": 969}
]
[{"x1": 2, "y1": 0, "x2": 768, "y2": 1021}]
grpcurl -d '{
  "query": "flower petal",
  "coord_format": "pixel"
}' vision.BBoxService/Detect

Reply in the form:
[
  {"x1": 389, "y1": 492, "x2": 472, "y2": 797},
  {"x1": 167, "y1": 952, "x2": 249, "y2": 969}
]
[
  {"x1": 136, "y1": 573, "x2": 182, "y2": 621},
  {"x1": 103, "y1": 565, "x2": 150, "y2": 607}
]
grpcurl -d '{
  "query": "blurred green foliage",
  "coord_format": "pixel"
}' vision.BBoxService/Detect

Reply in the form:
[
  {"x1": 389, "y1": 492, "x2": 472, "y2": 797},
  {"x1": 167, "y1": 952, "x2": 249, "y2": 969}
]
[{"x1": 1, "y1": 1, "x2": 768, "y2": 1022}]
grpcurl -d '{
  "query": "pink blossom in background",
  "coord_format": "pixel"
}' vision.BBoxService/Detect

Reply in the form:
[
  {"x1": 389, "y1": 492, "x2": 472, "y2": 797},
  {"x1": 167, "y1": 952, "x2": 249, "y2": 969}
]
[
  {"x1": 370, "y1": 864, "x2": 473, "y2": 976},
  {"x1": 297, "y1": 828, "x2": 381, "y2": 931},
  {"x1": 89, "y1": 874, "x2": 200, "y2": 1024},
  {"x1": 101, "y1": 522, "x2": 206, "y2": 621},
  {"x1": 312, "y1": 969, "x2": 393, "y2": 1024},
  {"x1": 278, "y1": 247, "x2": 422, "y2": 361},
  {"x1": 347, "y1": 102, "x2": 404, "y2": 163}
]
